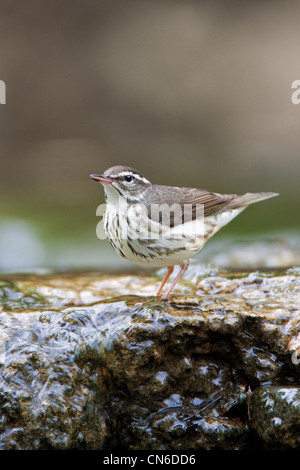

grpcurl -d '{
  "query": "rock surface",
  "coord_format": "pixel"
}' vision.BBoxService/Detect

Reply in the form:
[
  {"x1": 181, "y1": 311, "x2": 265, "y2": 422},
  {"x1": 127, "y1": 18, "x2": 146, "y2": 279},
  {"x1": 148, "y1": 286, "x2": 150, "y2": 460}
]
[
  {"x1": 0, "y1": 266, "x2": 299, "y2": 449},
  {"x1": 250, "y1": 385, "x2": 300, "y2": 449}
]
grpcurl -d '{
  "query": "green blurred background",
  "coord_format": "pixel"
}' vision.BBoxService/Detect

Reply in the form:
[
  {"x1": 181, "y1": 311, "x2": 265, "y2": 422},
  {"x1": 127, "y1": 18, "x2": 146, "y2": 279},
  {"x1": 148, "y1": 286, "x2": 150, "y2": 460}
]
[{"x1": 0, "y1": 0, "x2": 299, "y2": 272}]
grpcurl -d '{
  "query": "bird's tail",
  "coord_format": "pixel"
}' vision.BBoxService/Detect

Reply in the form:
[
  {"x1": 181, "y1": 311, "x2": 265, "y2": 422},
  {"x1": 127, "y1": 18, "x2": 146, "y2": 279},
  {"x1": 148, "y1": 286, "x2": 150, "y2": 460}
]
[{"x1": 228, "y1": 192, "x2": 279, "y2": 209}]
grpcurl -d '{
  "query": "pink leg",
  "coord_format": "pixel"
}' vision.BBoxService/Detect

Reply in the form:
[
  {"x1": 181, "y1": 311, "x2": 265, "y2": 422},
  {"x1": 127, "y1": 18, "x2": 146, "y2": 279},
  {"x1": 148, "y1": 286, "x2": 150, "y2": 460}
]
[
  {"x1": 156, "y1": 266, "x2": 174, "y2": 296},
  {"x1": 160, "y1": 264, "x2": 189, "y2": 300}
]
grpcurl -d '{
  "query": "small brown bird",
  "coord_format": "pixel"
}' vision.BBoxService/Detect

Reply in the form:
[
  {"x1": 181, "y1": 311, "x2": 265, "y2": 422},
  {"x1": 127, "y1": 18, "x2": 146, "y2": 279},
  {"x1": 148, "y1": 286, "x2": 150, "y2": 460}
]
[{"x1": 90, "y1": 166, "x2": 278, "y2": 300}]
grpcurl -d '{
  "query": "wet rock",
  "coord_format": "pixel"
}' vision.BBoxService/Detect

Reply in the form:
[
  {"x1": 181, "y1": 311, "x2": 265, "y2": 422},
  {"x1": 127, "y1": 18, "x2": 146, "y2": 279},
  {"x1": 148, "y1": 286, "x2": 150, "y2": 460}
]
[
  {"x1": 0, "y1": 267, "x2": 299, "y2": 449},
  {"x1": 250, "y1": 386, "x2": 300, "y2": 449}
]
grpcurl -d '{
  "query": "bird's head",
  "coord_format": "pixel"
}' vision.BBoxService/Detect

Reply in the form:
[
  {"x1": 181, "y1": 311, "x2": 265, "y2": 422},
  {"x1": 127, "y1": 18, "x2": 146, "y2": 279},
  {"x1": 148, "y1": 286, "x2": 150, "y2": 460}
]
[{"x1": 90, "y1": 166, "x2": 151, "y2": 203}]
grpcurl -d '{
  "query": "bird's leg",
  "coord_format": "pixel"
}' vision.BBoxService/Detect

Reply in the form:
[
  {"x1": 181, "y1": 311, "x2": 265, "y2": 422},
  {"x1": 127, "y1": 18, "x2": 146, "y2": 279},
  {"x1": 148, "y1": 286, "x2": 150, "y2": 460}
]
[
  {"x1": 160, "y1": 264, "x2": 189, "y2": 300},
  {"x1": 134, "y1": 266, "x2": 174, "y2": 308},
  {"x1": 156, "y1": 266, "x2": 174, "y2": 296}
]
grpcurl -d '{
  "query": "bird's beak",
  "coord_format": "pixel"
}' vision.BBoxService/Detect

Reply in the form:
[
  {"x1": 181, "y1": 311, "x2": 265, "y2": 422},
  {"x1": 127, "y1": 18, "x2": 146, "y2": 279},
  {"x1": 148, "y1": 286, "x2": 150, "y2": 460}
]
[{"x1": 90, "y1": 174, "x2": 114, "y2": 185}]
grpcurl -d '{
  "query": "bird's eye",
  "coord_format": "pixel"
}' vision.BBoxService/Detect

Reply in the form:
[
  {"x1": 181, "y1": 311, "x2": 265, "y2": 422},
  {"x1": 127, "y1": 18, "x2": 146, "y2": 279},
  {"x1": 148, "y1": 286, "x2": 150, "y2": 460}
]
[{"x1": 124, "y1": 174, "x2": 133, "y2": 183}]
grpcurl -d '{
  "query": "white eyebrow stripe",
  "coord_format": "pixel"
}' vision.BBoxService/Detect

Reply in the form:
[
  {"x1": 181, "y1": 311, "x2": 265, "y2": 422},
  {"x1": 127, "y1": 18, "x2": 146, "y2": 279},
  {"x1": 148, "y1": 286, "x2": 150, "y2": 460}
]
[{"x1": 118, "y1": 172, "x2": 150, "y2": 184}]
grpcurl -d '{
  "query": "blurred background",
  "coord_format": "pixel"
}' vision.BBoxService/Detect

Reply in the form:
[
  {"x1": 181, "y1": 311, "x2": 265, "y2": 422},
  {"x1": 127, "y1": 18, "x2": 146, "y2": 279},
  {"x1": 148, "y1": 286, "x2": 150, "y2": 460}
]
[{"x1": 0, "y1": 0, "x2": 299, "y2": 272}]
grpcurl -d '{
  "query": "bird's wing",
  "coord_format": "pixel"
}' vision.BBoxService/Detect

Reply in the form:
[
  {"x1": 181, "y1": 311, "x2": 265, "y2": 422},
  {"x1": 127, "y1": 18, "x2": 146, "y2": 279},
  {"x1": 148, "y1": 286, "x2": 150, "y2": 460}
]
[{"x1": 148, "y1": 185, "x2": 235, "y2": 227}]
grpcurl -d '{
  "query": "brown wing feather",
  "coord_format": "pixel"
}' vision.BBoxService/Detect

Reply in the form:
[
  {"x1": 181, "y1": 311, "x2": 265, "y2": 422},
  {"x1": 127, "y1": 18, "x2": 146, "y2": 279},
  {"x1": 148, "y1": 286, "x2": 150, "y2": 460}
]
[{"x1": 148, "y1": 185, "x2": 235, "y2": 227}]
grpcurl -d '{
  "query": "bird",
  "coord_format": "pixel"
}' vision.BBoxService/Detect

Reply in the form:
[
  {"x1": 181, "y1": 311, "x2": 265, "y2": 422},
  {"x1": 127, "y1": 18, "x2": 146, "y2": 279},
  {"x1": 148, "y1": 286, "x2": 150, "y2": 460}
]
[{"x1": 90, "y1": 166, "x2": 278, "y2": 300}]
